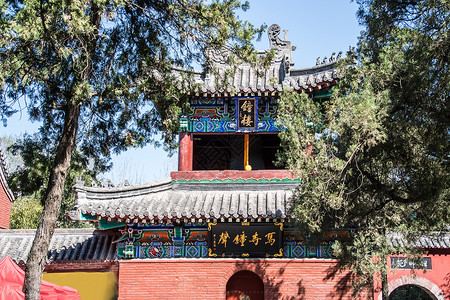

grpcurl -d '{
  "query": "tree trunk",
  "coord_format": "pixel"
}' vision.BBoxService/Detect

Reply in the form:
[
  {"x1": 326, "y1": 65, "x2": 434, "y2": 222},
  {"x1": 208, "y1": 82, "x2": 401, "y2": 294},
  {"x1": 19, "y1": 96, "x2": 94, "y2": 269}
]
[
  {"x1": 381, "y1": 268, "x2": 389, "y2": 300},
  {"x1": 23, "y1": 102, "x2": 81, "y2": 300}
]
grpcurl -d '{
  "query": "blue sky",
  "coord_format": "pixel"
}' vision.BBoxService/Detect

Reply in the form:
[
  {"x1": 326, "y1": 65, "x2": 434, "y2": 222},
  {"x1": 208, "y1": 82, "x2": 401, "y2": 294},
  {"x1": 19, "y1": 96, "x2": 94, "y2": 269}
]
[
  {"x1": 1, "y1": 0, "x2": 363, "y2": 184},
  {"x1": 241, "y1": 0, "x2": 363, "y2": 67}
]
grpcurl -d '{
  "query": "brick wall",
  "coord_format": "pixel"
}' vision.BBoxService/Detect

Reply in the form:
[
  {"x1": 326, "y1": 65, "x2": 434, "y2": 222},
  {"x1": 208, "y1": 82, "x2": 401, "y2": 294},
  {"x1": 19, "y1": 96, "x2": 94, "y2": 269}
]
[
  {"x1": 374, "y1": 253, "x2": 450, "y2": 299},
  {"x1": 118, "y1": 258, "x2": 365, "y2": 300},
  {"x1": 0, "y1": 184, "x2": 12, "y2": 229}
]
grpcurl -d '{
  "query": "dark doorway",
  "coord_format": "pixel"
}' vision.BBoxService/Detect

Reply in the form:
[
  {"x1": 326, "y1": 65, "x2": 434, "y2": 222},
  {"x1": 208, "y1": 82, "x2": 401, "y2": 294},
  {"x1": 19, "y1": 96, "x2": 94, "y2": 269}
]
[
  {"x1": 389, "y1": 284, "x2": 436, "y2": 300},
  {"x1": 226, "y1": 270, "x2": 264, "y2": 300},
  {"x1": 193, "y1": 134, "x2": 282, "y2": 170}
]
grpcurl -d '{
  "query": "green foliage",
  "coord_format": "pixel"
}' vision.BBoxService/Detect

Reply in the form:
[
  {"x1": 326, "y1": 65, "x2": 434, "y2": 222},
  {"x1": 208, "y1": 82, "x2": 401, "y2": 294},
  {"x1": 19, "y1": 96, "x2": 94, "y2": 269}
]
[
  {"x1": 1, "y1": 0, "x2": 264, "y2": 296},
  {"x1": 4, "y1": 134, "x2": 92, "y2": 228},
  {"x1": 9, "y1": 196, "x2": 43, "y2": 229},
  {"x1": 278, "y1": 0, "x2": 449, "y2": 297},
  {"x1": 0, "y1": 0, "x2": 262, "y2": 225},
  {"x1": 0, "y1": 135, "x2": 23, "y2": 172},
  {"x1": 0, "y1": 0, "x2": 263, "y2": 168}
]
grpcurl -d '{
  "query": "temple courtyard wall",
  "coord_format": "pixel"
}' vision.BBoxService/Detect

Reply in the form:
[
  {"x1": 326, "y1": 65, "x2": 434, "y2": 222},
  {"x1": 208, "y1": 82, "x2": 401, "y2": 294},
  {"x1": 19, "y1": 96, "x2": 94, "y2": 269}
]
[
  {"x1": 117, "y1": 258, "x2": 363, "y2": 300},
  {"x1": 375, "y1": 252, "x2": 449, "y2": 300}
]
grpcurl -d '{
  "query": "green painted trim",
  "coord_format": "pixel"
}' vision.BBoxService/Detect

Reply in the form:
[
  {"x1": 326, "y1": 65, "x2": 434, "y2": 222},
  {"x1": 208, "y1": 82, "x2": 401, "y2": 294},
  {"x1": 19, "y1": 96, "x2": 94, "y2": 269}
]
[
  {"x1": 173, "y1": 178, "x2": 301, "y2": 184},
  {"x1": 313, "y1": 89, "x2": 333, "y2": 99},
  {"x1": 80, "y1": 213, "x2": 98, "y2": 221},
  {"x1": 98, "y1": 219, "x2": 126, "y2": 230},
  {"x1": 174, "y1": 227, "x2": 182, "y2": 239}
]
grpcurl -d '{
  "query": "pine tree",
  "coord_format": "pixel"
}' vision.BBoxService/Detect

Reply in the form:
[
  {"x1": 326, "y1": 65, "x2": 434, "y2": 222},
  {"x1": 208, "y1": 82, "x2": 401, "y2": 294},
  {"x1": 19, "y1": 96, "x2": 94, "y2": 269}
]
[
  {"x1": 278, "y1": 1, "x2": 449, "y2": 298},
  {"x1": 0, "y1": 0, "x2": 263, "y2": 298}
]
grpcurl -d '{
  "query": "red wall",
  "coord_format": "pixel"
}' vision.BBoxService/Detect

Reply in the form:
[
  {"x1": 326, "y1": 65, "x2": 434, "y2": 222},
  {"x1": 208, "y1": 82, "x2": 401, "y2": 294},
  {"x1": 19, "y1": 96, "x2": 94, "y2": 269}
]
[
  {"x1": 118, "y1": 258, "x2": 366, "y2": 300},
  {"x1": 0, "y1": 184, "x2": 12, "y2": 229},
  {"x1": 374, "y1": 253, "x2": 450, "y2": 299}
]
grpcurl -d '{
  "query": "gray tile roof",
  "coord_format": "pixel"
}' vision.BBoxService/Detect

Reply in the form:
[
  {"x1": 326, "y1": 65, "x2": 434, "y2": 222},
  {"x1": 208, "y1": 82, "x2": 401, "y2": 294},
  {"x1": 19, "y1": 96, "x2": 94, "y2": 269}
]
[
  {"x1": 173, "y1": 24, "x2": 350, "y2": 94},
  {"x1": 0, "y1": 228, "x2": 119, "y2": 264},
  {"x1": 0, "y1": 147, "x2": 14, "y2": 202},
  {"x1": 183, "y1": 60, "x2": 339, "y2": 94},
  {"x1": 69, "y1": 178, "x2": 299, "y2": 222},
  {"x1": 388, "y1": 231, "x2": 450, "y2": 249}
]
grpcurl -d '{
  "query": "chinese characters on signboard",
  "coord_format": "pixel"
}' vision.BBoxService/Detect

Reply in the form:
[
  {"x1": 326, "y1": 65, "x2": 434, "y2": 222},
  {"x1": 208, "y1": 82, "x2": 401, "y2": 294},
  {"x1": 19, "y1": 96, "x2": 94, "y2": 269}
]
[
  {"x1": 236, "y1": 98, "x2": 257, "y2": 131},
  {"x1": 390, "y1": 257, "x2": 432, "y2": 269},
  {"x1": 209, "y1": 222, "x2": 283, "y2": 257}
]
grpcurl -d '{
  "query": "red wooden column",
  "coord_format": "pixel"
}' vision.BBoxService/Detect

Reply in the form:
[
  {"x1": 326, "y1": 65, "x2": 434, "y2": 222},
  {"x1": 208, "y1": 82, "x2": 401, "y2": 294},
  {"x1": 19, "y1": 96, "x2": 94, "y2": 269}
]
[{"x1": 178, "y1": 132, "x2": 193, "y2": 171}]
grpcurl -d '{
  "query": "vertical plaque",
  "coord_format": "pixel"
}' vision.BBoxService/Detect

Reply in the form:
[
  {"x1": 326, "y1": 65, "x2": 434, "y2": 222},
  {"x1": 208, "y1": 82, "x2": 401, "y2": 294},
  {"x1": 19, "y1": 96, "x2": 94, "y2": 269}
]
[{"x1": 236, "y1": 98, "x2": 257, "y2": 131}]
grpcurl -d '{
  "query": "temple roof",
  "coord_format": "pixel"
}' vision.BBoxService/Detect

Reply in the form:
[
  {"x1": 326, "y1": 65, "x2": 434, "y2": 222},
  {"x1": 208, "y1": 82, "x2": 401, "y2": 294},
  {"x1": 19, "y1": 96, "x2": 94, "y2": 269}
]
[
  {"x1": 0, "y1": 147, "x2": 14, "y2": 203},
  {"x1": 174, "y1": 24, "x2": 351, "y2": 94},
  {"x1": 0, "y1": 228, "x2": 119, "y2": 264},
  {"x1": 68, "y1": 173, "x2": 300, "y2": 222},
  {"x1": 388, "y1": 231, "x2": 450, "y2": 249}
]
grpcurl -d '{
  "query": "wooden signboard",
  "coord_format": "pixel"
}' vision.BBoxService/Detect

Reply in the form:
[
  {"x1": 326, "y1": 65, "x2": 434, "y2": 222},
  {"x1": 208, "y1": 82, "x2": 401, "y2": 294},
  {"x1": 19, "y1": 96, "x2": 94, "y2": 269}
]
[
  {"x1": 208, "y1": 222, "x2": 283, "y2": 257},
  {"x1": 391, "y1": 257, "x2": 431, "y2": 270}
]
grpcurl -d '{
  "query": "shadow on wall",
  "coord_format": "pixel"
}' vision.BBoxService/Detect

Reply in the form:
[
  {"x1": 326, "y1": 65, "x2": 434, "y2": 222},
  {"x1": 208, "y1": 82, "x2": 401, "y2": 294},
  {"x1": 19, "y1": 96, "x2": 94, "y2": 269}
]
[
  {"x1": 442, "y1": 272, "x2": 450, "y2": 298},
  {"x1": 230, "y1": 260, "x2": 306, "y2": 300},
  {"x1": 323, "y1": 264, "x2": 355, "y2": 300},
  {"x1": 229, "y1": 259, "x2": 361, "y2": 299}
]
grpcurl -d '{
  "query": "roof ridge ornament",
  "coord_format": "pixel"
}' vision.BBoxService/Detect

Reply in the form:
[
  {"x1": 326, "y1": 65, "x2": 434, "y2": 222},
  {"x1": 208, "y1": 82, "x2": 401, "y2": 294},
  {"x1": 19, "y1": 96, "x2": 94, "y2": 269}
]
[
  {"x1": 204, "y1": 47, "x2": 230, "y2": 66},
  {"x1": 268, "y1": 24, "x2": 296, "y2": 86},
  {"x1": 268, "y1": 24, "x2": 288, "y2": 49},
  {"x1": 181, "y1": 24, "x2": 347, "y2": 93},
  {"x1": 267, "y1": 24, "x2": 296, "y2": 58},
  {"x1": 316, "y1": 51, "x2": 344, "y2": 66},
  {"x1": 75, "y1": 176, "x2": 84, "y2": 186},
  {"x1": 347, "y1": 46, "x2": 357, "y2": 63}
]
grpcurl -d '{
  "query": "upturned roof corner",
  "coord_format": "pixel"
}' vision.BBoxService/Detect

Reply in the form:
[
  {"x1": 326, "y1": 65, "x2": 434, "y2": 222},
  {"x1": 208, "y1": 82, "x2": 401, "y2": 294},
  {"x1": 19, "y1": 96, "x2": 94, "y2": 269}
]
[
  {"x1": 0, "y1": 147, "x2": 15, "y2": 203},
  {"x1": 171, "y1": 24, "x2": 349, "y2": 95}
]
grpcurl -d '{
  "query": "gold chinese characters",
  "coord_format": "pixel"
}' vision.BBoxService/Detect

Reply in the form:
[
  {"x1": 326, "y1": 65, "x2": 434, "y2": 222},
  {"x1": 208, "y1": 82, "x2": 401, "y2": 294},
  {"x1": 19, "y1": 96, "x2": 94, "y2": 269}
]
[{"x1": 217, "y1": 230, "x2": 276, "y2": 248}]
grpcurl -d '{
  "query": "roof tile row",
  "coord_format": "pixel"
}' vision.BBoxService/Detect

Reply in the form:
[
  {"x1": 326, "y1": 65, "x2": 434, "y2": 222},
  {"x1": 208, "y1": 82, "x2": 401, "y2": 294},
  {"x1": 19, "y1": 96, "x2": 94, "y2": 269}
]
[
  {"x1": 70, "y1": 179, "x2": 298, "y2": 221},
  {"x1": 0, "y1": 229, "x2": 119, "y2": 264}
]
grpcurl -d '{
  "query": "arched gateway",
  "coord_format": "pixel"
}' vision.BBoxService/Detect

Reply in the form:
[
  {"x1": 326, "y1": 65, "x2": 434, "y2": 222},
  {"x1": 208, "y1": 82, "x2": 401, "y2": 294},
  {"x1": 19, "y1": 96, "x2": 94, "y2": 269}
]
[
  {"x1": 389, "y1": 284, "x2": 436, "y2": 300},
  {"x1": 378, "y1": 275, "x2": 445, "y2": 300},
  {"x1": 226, "y1": 270, "x2": 264, "y2": 300}
]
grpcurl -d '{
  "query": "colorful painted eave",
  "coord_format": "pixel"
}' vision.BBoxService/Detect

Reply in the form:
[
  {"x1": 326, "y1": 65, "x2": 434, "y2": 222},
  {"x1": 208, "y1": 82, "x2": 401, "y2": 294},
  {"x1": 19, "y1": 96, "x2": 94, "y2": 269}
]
[
  {"x1": 170, "y1": 170, "x2": 300, "y2": 184},
  {"x1": 173, "y1": 177, "x2": 300, "y2": 184}
]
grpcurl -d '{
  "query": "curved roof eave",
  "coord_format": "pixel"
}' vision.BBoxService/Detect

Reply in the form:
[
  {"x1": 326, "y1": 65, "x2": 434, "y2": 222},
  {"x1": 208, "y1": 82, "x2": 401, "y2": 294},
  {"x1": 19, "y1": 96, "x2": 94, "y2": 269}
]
[
  {"x1": 69, "y1": 179, "x2": 300, "y2": 222},
  {"x1": 0, "y1": 148, "x2": 15, "y2": 202}
]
